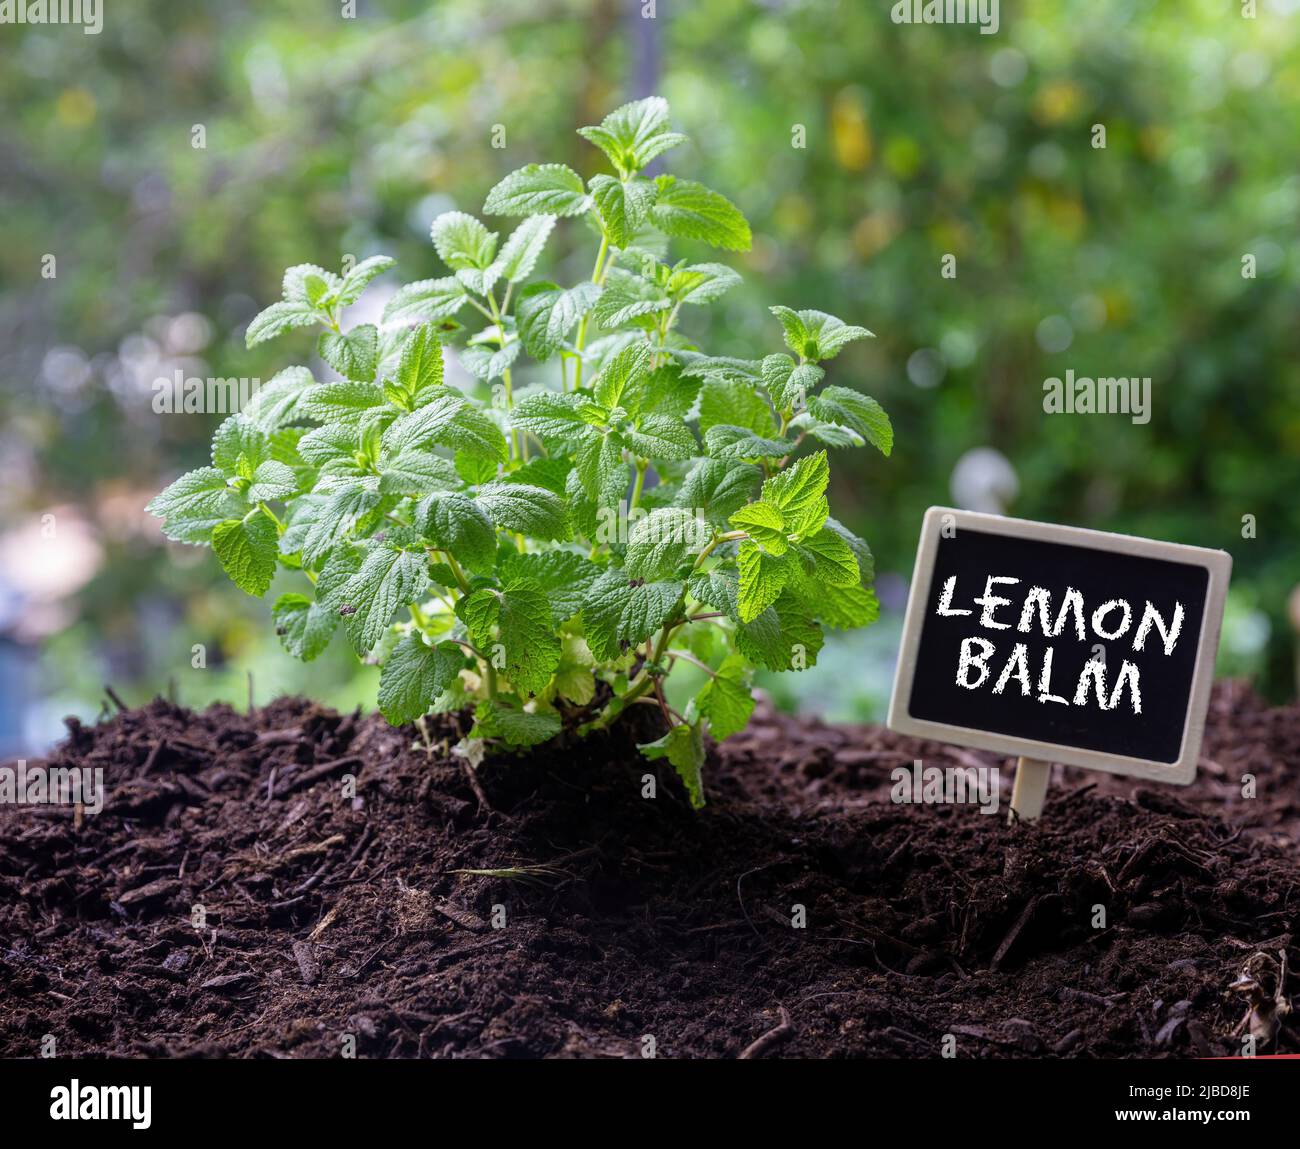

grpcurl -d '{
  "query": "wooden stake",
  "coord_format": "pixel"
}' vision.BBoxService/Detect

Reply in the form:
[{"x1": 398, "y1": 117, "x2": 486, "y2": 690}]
[{"x1": 1009, "y1": 757, "x2": 1050, "y2": 823}]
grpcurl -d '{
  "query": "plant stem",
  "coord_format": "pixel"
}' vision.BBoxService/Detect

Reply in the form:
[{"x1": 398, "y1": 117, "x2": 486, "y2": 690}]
[
  {"x1": 572, "y1": 234, "x2": 610, "y2": 391},
  {"x1": 630, "y1": 458, "x2": 648, "y2": 512}
]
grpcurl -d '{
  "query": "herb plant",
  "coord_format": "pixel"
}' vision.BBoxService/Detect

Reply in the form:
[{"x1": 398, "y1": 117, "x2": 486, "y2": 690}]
[{"x1": 147, "y1": 98, "x2": 892, "y2": 807}]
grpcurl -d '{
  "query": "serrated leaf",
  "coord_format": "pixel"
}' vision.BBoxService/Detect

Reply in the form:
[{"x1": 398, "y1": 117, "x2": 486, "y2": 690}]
[
  {"x1": 736, "y1": 593, "x2": 824, "y2": 671},
  {"x1": 382, "y1": 277, "x2": 469, "y2": 326},
  {"x1": 511, "y1": 390, "x2": 587, "y2": 444},
  {"x1": 624, "y1": 507, "x2": 710, "y2": 580},
  {"x1": 668, "y1": 262, "x2": 741, "y2": 305},
  {"x1": 283, "y1": 264, "x2": 341, "y2": 306},
  {"x1": 676, "y1": 458, "x2": 760, "y2": 526},
  {"x1": 146, "y1": 467, "x2": 245, "y2": 545},
  {"x1": 241, "y1": 366, "x2": 316, "y2": 430},
  {"x1": 300, "y1": 483, "x2": 380, "y2": 567},
  {"x1": 459, "y1": 340, "x2": 520, "y2": 383},
  {"x1": 589, "y1": 174, "x2": 658, "y2": 248},
  {"x1": 516, "y1": 281, "x2": 603, "y2": 360},
  {"x1": 794, "y1": 579, "x2": 879, "y2": 630},
  {"x1": 246, "y1": 460, "x2": 298, "y2": 503},
  {"x1": 483, "y1": 164, "x2": 589, "y2": 217},
  {"x1": 825, "y1": 517, "x2": 875, "y2": 583},
  {"x1": 272, "y1": 591, "x2": 337, "y2": 661},
  {"x1": 498, "y1": 549, "x2": 602, "y2": 623},
  {"x1": 471, "y1": 698, "x2": 561, "y2": 748},
  {"x1": 339, "y1": 545, "x2": 429, "y2": 655},
  {"x1": 577, "y1": 97, "x2": 688, "y2": 175},
  {"x1": 492, "y1": 215, "x2": 556, "y2": 283},
  {"x1": 212, "y1": 414, "x2": 271, "y2": 476},
  {"x1": 761, "y1": 450, "x2": 829, "y2": 538},
  {"x1": 703, "y1": 425, "x2": 789, "y2": 461},
  {"x1": 319, "y1": 325, "x2": 379, "y2": 382},
  {"x1": 687, "y1": 566, "x2": 740, "y2": 622},
  {"x1": 771, "y1": 306, "x2": 872, "y2": 361},
  {"x1": 212, "y1": 512, "x2": 279, "y2": 597},
  {"x1": 582, "y1": 568, "x2": 682, "y2": 662},
  {"x1": 395, "y1": 322, "x2": 446, "y2": 398},
  {"x1": 417, "y1": 491, "x2": 497, "y2": 573},
  {"x1": 737, "y1": 539, "x2": 791, "y2": 623},
  {"x1": 334, "y1": 255, "x2": 395, "y2": 307},
  {"x1": 592, "y1": 271, "x2": 671, "y2": 330},
  {"x1": 795, "y1": 527, "x2": 859, "y2": 587},
  {"x1": 245, "y1": 300, "x2": 320, "y2": 348},
  {"x1": 574, "y1": 431, "x2": 628, "y2": 508},
  {"x1": 761, "y1": 354, "x2": 825, "y2": 412},
  {"x1": 698, "y1": 376, "x2": 776, "y2": 436},
  {"x1": 696, "y1": 654, "x2": 754, "y2": 741},
  {"x1": 651, "y1": 175, "x2": 751, "y2": 252},
  {"x1": 378, "y1": 450, "x2": 460, "y2": 496},
  {"x1": 622, "y1": 413, "x2": 696, "y2": 460},
  {"x1": 638, "y1": 721, "x2": 705, "y2": 809},
  {"x1": 623, "y1": 362, "x2": 699, "y2": 420},
  {"x1": 809, "y1": 386, "x2": 893, "y2": 456},
  {"x1": 298, "y1": 422, "x2": 365, "y2": 470},
  {"x1": 729, "y1": 501, "x2": 786, "y2": 554},
  {"x1": 299, "y1": 380, "x2": 386, "y2": 423},
  {"x1": 378, "y1": 633, "x2": 463, "y2": 724},
  {"x1": 593, "y1": 341, "x2": 651, "y2": 410},
  {"x1": 431, "y1": 211, "x2": 498, "y2": 271},
  {"x1": 475, "y1": 481, "x2": 568, "y2": 540},
  {"x1": 458, "y1": 579, "x2": 559, "y2": 696}
]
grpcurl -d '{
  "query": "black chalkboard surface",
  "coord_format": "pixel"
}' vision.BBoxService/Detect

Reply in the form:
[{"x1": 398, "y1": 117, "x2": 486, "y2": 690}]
[{"x1": 887, "y1": 509, "x2": 1232, "y2": 782}]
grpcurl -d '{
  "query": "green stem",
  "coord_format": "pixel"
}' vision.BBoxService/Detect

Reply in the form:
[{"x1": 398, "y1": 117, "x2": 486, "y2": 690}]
[
  {"x1": 630, "y1": 459, "x2": 648, "y2": 512},
  {"x1": 573, "y1": 234, "x2": 610, "y2": 391}
]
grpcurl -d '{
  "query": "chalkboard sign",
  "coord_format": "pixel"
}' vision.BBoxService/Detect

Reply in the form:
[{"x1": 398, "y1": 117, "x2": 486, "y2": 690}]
[{"x1": 887, "y1": 508, "x2": 1231, "y2": 783}]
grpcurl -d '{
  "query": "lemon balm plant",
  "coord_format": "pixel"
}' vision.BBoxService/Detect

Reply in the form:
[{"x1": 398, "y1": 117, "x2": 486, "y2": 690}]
[{"x1": 147, "y1": 98, "x2": 892, "y2": 806}]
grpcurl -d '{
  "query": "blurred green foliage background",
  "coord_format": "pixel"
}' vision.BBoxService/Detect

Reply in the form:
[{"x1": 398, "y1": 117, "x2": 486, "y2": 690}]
[{"x1": 2, "y1": 0, "x2": 1297, "y2": 752}]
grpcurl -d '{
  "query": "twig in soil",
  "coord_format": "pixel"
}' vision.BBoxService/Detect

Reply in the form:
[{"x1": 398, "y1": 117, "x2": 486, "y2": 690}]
[
  {"x1": 991, "y1": 896, "x2": 1039, "y2": 971},
  {"x1": 451, "y1": 863, "x2": 568, "y2": 886},
  {"x1": 736, "y1": 862, "x2": 785, "y2": 943},
  {"x1": 105, "y1": 685, "x2": 128, "y2": 713},
  {"x1": 459, "y1": 758, "x2": 495, "y2": 813},
  {"x1": 141, "y1": 739, "x2": 167, "y2": 776},
  {"x1": 738, "y1": 1006, "x2": 793, "y2": 1059},
  {"x1": 274, "y1": 756, "x2": 362, "y2": 798}
]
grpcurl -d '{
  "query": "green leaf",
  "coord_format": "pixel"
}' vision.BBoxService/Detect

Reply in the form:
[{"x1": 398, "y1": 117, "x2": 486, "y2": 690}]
[
  {"x1": 651, "y1": 175, "x2": 752, "y2": 252},
  {"x1": 770, "y1": 307, "x2": 873, "y2": 361},
  {"x1": 334, "y1": 255, "x2": 395, "y2": 307},
  {"x1": 622, "y1": 414, "x2": 696, "y2": 460},
  {"x1": 458, "y1": 579, "x2": 560, "y2": 696},
  {"x1": 696, "y1": 654, "x2": 754, "y2": 741},
  {"x1": 736, "y1": 593, "x2": 824, "y2": 671},
  {"x1": 378, "y1": 450, "x2": 461, "y2": 496},
  {"x1": 283, "y1": 264, "x2": 340, "y2": 306},
  {"x1": 668, "y1": 262, "x2": 741, "y2": 305},
  {"x1": 729, "y1": 501, "x2": 787, "y2": 554},
  {"x1": 212, "y1": 414, "x2": 271, "y2": 476},
  {"x1": 319, "y1": 325, "x2": 379, "y2": 382},
  {"x1": 212, "y1": 512, "x2": 279, "y2": 597},
  {"x1": 245, "y1": 300, "x2": 319, "y2": 348},
  {"x1": 146, "y1": 467, "x2": 243, "y2": 545},
  {"x1": 677, "y1": 458, "x2": 760, "y2": 526},
  {"x1": 592, "y1": 272, "x2": 671, "y2": 330},
  {"x1": 339, "y1": 545, "x2": 430, "y2": 655},
  {"x1": 737, "y1": 539, "x2": 791, "y2": 623},
  {"x1": 300, "y1": 482, "x2": 380, "y2": 567},
  {"x1": 582, "y1": 569, "x2": 682, "y2": 662},
  {"x1": 459, "y1": 341, "x2": 520, "y2": 383},
  {"x1": 511, "y1": 391, "x2": 587, "y2": 444},
  {"x1": 825, "y1": 516, "x2": 875, "y2": 583},
  {"x1": 272, "y1": 591, "x2": 337, "y2": 661},
  {"x1": 593, "y1": 341, "x2": 651, "y2": 410},
  {"x1": 492, "y1": 215, "x2": 556, "y2": 283},
  {"x1": 246, "y1": 460, "x2": 298, "y2": 503},
  {"x1": 382, "y1": 277, "x2": 469, "y2": 326},
  {"x1": 475, "y1": 481, "x2": 569, "y2": 540},
  {"x1": 704, "y1": 425, "x2": 790, "y2": 461},
  {"x1": 688, "y1": 566, "x2": 740, "y2": 622},
  {"x1": 574, "y1": 431, "x2": 628, "y2": 507},
  {"x1": 417, "y1": 491, "x2": 497, "y2": 573},
  {"x1": 577, "y1": 97, "x2": 688, "y2": 175},
  {"x1": 498, "y1": 550, "x2": 602, "y2": 623},
  {"x1": 316, "y1": 543, "x2": 364, "y2": 611},
  {"x1": 378, "y1": 634, "x2": 463, "y2": 725},
  {"x1": 431, "y1": 211, "x2": 498, "y2": 270},
  {"x1": 384, "y1": 395, "x2": 507, "y2": 463},
  {"x1": 809, "y1": 386, "x2": 893, "y2": 456},
  {"x1": 761, "y1": 354, "x2": 825, "y2": 411},
  {"x1": 638, "y1": 721, "x2": 705, "y2": 809},
  {"x1": 300, "y1": 380, "x2": 386, "y2": 423},
  {"x1": 456, "y1": 451, "x2": 501, "y2": 487},
  {"x1": 483, "y1": 164, "x2": 589, "y2": 217},
  {"x1": 241, "y1": 366, "x2": 316, "y2": 430},
  {"x1": 298, "y1": 422, "x2": 366, "y2": 471},
  {"x1": 589, "y1": 174, "x2": 658, "y2": 248},
  {"x1": 471, "y1": 698, "x2": 561, "y2": 748},
  {"x1": 698, "y1": 376, "x2": 776, "y2": 436},
  {"x1": 760, "y1": 450, "x2": 829, "y2": 538},
  {"x1": 395, "y1": 322, "x2": 446, "y2": 398},
  {"x1": 794, "y1": 580, "x2": 879, "y2": 630},
  {"x1": 624, "y1": 507, "x2": 710, "y2": 580},
  {"x1": 505, "y1": 456, "x2": 573, "y2": 495},
  {"x1": 516, "y1": 281, "x2": 603, "y2": 360},
  {"x1": 794, "y1": 527, "x2": 860, "y2": 587}
]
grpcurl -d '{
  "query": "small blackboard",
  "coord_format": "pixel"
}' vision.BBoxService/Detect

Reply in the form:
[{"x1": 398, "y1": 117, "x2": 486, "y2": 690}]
[{"x1": 887, "y1": 508, "x2": 1231, "y2": 783}]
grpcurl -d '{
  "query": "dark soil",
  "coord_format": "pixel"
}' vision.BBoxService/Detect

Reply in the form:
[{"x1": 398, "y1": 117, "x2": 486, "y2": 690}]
[{"x1": 1, "y1": 682, "x2": 1296, "y2": 1059}]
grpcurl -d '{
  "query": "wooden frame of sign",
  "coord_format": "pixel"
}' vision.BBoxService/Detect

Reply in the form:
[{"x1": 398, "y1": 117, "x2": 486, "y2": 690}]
[{"x1": 887, "y1": 508, "x2": 1232, "y2": 805}]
